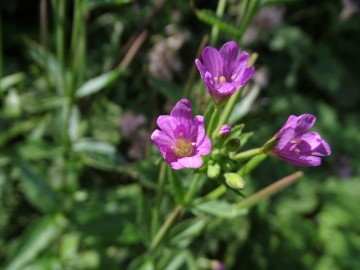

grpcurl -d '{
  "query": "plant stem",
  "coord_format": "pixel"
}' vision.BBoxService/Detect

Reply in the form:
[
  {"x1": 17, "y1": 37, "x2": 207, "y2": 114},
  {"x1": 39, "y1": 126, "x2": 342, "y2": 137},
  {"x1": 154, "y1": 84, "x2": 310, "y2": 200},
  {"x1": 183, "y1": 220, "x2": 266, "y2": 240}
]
[
  {"x1": 151, "y1": 162, "x2": 167, "y2": 238},
  {"x1": 206, "y1": 107, "x2": 221, "y2": 139},
  {"x1": 210, "y1": 0, "x2": 227, "y2": 45},
  {"x1": 231, "y1": 147, "x2": 262, "y2": 161},
  {"x1": 149, "y1": 173, "x2": 202, "y2": 254},
  {"x1": 237, "y1": 171, "x2": 304, "y2": 209},
  {"x1": 203, "y1": 185, "x2": 227, "y2": 201},
  {"x1": 217, "y1": 86, "x2": 244, "y2": 129},
  {"x1": 149, "y1": 204, "x2": 183, "y2": 254}
]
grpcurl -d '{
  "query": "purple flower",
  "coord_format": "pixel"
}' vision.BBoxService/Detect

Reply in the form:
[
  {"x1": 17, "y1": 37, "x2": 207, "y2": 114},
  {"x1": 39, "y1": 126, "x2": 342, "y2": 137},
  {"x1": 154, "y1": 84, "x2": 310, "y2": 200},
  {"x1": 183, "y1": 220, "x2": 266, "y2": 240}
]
[
  {"x1": 219, "y1": 124, "x2": 231, "y2": 138},
  {"x1": 271, "y1": 114, "x2": 331, "y2": 166},
  {"x1": 151, "y1": 99, "x2": 211, "y2": 170},
  {"x1": 195, "y1": 41, "x2": 255, "y2": 104}
]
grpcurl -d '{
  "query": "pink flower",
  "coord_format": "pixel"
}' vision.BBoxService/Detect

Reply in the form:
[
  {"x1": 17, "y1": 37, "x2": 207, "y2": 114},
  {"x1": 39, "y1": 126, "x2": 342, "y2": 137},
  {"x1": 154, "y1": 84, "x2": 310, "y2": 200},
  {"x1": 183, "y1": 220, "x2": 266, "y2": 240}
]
[
  {"x1": 271, "y1": 114, "x2": 331, "y2": 166},
  {"x1": 151, "y1": 99, "x2": 211, "y2": 170},
  {"x1": 195, "y1": 41, "x2": 254, "y2": 104}
]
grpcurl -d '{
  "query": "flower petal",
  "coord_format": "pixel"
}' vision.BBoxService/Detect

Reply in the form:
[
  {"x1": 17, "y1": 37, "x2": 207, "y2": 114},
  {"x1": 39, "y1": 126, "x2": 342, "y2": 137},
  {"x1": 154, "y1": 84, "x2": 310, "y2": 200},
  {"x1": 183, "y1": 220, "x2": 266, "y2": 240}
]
[
  {"x1": 202, "y1": 46, "x2": 223, "y2": 77},
  {"x1": 151, "y1": 129, "x2": 173, "y2": 149},
  {"x1": 233, "y1": 66, "x2": 255, "y2": 88},
  {"x1": 170, "y1": 99, "x2": 193, "y2": 131},
  {"x1": 176, "y1": 155, "x2": 203, "y2": 169},
  {"x1": 217, "y1": 82, "x2": 237, "y2": 96},
  {"x1": 275, "y1": 127, "x2": 295, "y2": 151},
  {"x1": 298, "y1": 132, "x2": 322, "y2": 153},
  {"x1": 219, "y1": 41, "x2": 239, "y2": 79},
  {"x1": 312, "y1": 138, "x2": 331, "y2": 156},
  {"x1": 196, "y1": 136, "x2": 211, "y2": 155},
  {"x1": 157, "y1": 115, "x2": 180, "y2": 139},
  {"x1": 277, "y1": 115, "x2": 298, "y2": 135},
  {"x1": 296, "y1": 114, "x2": 316, "y2": 133}
]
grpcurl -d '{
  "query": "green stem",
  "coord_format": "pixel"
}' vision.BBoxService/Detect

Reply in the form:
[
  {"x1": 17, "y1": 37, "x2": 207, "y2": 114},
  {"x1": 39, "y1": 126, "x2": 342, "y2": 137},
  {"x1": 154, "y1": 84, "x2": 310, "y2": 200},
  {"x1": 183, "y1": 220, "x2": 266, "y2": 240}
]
[
  {"x1": 230, "y1": 147, "x2": 262, "y2": 161},
  {"x1": 217, "y1": 86, "x2": 244, "y2": 129},
  {"x1": 237, "y1": 171, "x2": 304, "y2": 209},
  {"x1": 149, "y1": 204, "x2": 183, "y2": 254},
  {"x1": 0, "y1": 9, "x2": 3, "y2": 95},
  {"x1": 206, "y1": 107, "x2": 221, "y2": 139},
  {"x1": 210, "y1": 0, "x2": 227, "y2": 45},
  {"x1": 54, "y1": 0, "x2": 65, "y2": 93},
  {"x1": 203, "y1": 185, "x2": 227, "y2": 201},
  {"x1": 149, "y1": 173, "x2": 202, "y2": 254},
  {"x1": 151, "y1": 162, "x2": 167, "y2": 238}
]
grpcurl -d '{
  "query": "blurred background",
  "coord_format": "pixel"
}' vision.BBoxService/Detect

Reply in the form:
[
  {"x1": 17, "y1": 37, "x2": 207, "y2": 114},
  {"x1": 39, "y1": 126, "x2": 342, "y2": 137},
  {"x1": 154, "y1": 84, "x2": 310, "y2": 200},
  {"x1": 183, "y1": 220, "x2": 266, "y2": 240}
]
[{"x1": 1, "y1": 0, "x2": 360, "y2": 269}]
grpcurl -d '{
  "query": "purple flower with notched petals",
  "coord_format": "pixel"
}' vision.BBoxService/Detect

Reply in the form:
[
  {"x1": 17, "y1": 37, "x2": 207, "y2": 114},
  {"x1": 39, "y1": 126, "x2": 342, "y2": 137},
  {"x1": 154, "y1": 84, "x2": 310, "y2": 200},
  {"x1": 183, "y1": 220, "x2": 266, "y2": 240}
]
[
  {"x1": 151, "y1": 99, "x2": 211, "y2": 170},
  {"x1": 195, "y1": 41, "x2": 255, "y2": 104},
  {"x1": 271, "y1": 114, "x2": 331, "y2": 166}
]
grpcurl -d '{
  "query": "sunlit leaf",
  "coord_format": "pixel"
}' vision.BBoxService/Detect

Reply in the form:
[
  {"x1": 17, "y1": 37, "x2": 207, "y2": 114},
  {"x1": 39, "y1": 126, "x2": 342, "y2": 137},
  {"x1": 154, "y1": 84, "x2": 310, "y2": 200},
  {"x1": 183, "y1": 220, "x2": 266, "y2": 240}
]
[{"x1": 4, "y1": 214, "x2": 67, "y2": 270}]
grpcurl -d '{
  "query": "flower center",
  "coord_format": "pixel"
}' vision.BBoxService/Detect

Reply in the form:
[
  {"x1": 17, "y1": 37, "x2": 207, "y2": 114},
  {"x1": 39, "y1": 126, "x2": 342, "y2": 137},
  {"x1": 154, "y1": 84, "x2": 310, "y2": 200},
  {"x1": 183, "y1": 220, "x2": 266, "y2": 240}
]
[
  {"x1": 173, "y1": 137, "x2": 194, "y2": 158},
  {"x1": 219, "y1": 75, "x2": 227, "y2": 83}
]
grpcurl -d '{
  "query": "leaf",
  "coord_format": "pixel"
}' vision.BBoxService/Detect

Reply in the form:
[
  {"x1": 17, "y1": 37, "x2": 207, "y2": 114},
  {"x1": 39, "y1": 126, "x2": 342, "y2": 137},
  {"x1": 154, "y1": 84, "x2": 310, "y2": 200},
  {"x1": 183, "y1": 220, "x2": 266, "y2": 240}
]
[
  {"x1": 151, "y1": 79, "x2": 183, "y2": 102},
  {"x1": 168, "y1": 167, "x2": 185, "y2": 204},
  {"x1": 194, "y1": 200, "x2": 248, "y2": 218},
  {"x1": 261, "y1": 0, "x2": 298, "y2": 5},
  {"x1": 0, "y1": 72, "x2": 26, "y2": 92},
  {"x1": 195, "y1": 9, "x2": 240, "y2": 37},
  {"x1": 87, "y1": 0, "x2": 132, "y2": 10},
  {"x1": 4, "y1": 214, "x2": 67, "y2": 270},
  {"x1": 229, "y1": 85, "x2": 261, "y2": 124},
  {"x1": 25, "y1": 40, "x2": 62, "y2": 88},
  {"x1": 75, "y1": 70, "x2": 120, "y2": 98},
  {"x1": 18, "y1": 162, "x2": 61, "y2": 213},
  {"x1": 164, "y1": 251, "x2": 188, "y2": 270},
  {"x1": 22, "y1": 94, "x2": 66, "y2": 113},
  {"x1": 73, "y1": 138, "x2": 125, "y2": 171},
  {"x1": 170, "y1": 218, "x2": 208, "y2": 247},
  {"x1": 14, "y1": 141, "x2": 63, "y2": 161}
]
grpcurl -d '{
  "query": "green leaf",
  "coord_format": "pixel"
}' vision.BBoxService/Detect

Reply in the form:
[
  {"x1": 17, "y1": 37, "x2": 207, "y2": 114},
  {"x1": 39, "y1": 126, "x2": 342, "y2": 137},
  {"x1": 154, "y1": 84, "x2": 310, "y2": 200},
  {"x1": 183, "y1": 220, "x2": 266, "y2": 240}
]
[
  {"x1": 18, "y1": 162, "x2": 61, "y2": 213},
  {"x1": 25, "y1": 40, "x2": 62, "y2": 89},
  {"x1": 229, "y1": 85, "x2": 261, "y2": 124},
  {"x1": 14, "y1": 141, "x2": 63, "y2": 161},
  {"x1": 0, "y1": 72, "x2": 26, "y2": 92},
  {"x1": 75, "y1": 70, "x2": 120, "y2": 98},
  {"x1": 163, "y1": 250, "x2": 188, "y2": 270},
  {"x1": 22, "y1": 94, "x2": 66, "y2": 113},
  {"x1": 168, "y1": 167, "x2": 185, "y2": 204},
  {"x1": 194, "y1": 200, "x2": 248, "y2": 218},
  {"x1": 152, "y1": 78, "x2": 183, "y2": 102},
  {"x1": 87, "y1": 0, "x2": 132, "y2": 10},
  {"x1": 261, "y1": 0, "x2": 298, "y2": 6},
  {"x1": 195, "y1": 9, "x2": 240, "y2": 37},
  {"x1": 170, "y1": 218, "x2": 208, "y2": 247},
  {"x1": 73, "y1": 138, "x2": 125, "y2": 171},
  {"x1": 4, "y1": 214, "x2": 67, "y2": 270}
]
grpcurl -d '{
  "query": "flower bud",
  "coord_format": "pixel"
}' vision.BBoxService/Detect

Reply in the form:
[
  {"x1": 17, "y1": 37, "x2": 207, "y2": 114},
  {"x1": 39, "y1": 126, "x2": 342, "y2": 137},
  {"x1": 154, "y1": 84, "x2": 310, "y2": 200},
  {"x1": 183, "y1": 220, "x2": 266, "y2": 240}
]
[
  {"x1": 224, "y1": 173, "x2": 245, "y2": 190},
  {"x1": 225, "y1": 138, "x2": 241, "y2": 152},
  {"x1": 219, "y1": 124, "x2": 231, "y2": 138},
  {"x1": 207, "y1": 163, "x2": 221, "y2": 179}
]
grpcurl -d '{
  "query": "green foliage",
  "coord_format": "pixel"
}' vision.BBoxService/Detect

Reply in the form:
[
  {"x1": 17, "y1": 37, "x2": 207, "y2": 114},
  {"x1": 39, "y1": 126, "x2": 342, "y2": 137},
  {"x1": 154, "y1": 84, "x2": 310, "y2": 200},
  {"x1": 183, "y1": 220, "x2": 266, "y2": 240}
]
[{"x1": 1, "y1": 0, "x2": 359, "y2": 269}]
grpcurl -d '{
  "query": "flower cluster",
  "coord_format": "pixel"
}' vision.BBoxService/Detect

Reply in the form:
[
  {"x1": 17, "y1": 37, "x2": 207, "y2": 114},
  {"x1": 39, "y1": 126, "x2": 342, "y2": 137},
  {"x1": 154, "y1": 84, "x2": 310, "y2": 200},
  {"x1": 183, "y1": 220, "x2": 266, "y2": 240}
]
[{"x1": 151, "y1": 41, "x2": 331, "y2": 171}]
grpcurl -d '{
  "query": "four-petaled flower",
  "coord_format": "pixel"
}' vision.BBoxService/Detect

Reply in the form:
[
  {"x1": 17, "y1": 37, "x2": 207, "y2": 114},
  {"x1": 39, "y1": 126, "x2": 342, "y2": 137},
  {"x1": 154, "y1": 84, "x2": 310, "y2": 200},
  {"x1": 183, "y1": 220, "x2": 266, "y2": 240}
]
[
  {"x1": 151, "y1": 99, "x2": 211, "y2": 170},
  {"x1": 271, "y1": 114, "x2": 331, "y2": 166},
  {"x1": 195, "y1": 41, "x2": 255, "y2": 104}
]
